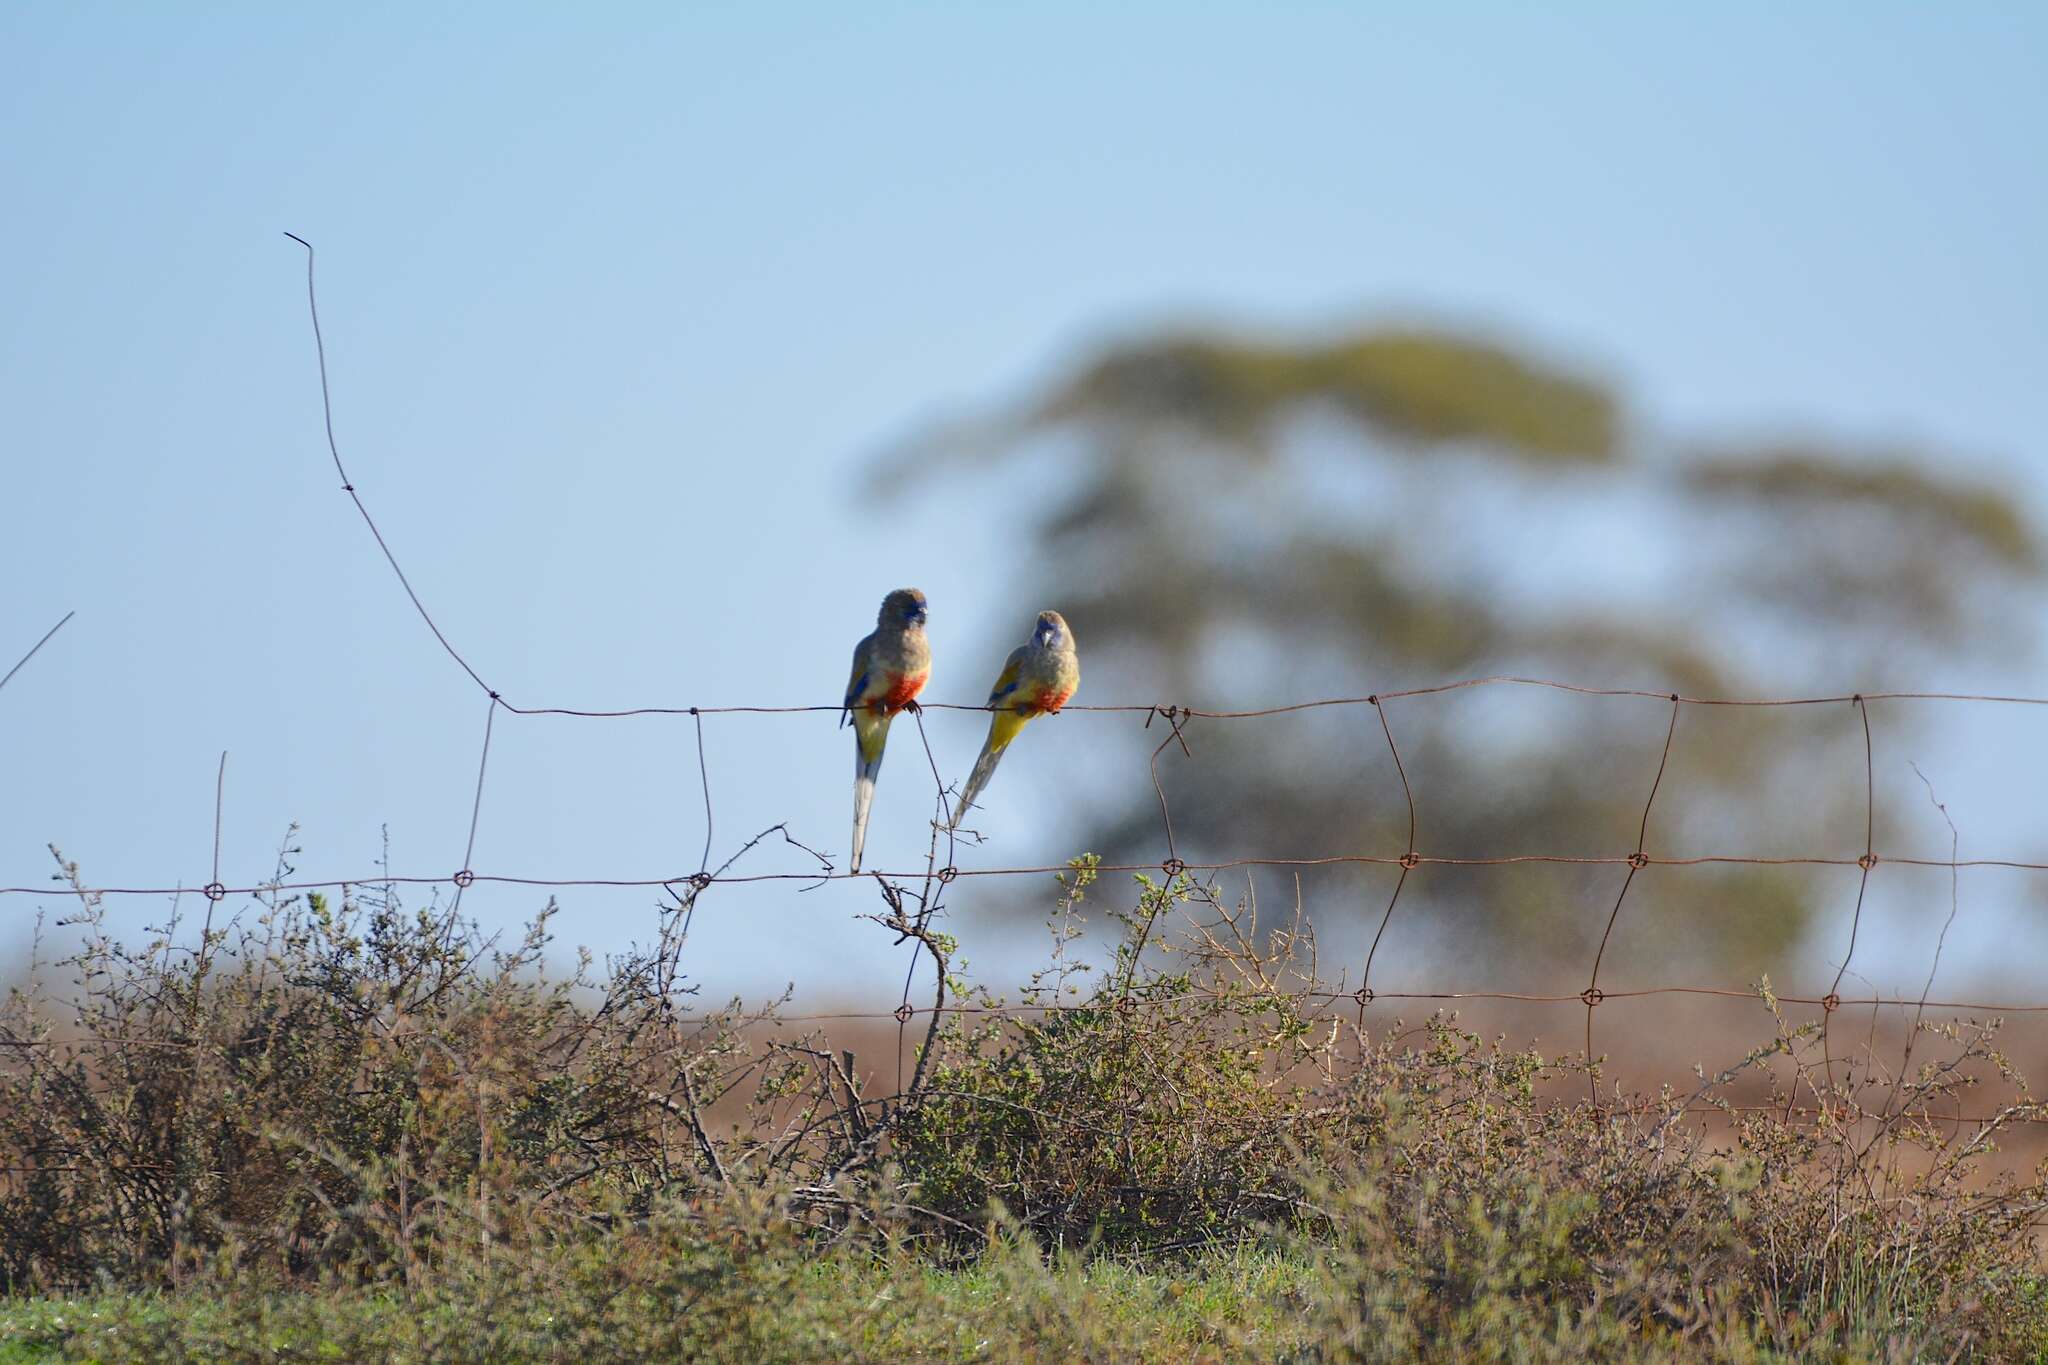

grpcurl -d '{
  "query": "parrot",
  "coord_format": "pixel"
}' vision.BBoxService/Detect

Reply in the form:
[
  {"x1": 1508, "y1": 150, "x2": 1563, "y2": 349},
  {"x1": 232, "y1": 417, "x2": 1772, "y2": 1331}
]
[
  {"x1": 842, "y1": 587, "x2": 932, "y2": 873},
  {"x1": 949, "y1": 609, "x2": 1079, "y2": 829}
]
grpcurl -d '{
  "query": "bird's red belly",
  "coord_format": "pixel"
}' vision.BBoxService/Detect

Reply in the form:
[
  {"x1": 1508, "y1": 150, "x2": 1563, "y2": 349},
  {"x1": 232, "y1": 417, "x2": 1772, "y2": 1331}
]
[
  {"x1": 872, "y1": 671, "x2": 928, "y2": 713},
  {"x1": 1035, "y1": 687, "x2": 1074, "y2": 715}
]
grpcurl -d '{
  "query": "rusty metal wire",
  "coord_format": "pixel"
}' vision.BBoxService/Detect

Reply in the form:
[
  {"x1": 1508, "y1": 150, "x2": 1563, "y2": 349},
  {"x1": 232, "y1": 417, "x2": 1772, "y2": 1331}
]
[{"x1": 10, "y1": 843, "x2": 2046, "y2": 902}]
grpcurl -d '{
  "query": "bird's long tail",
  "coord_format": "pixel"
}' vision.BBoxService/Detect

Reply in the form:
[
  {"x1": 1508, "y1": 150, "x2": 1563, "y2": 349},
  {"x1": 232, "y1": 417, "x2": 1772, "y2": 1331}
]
[
  {"x1": 949, "y1": 711, "x2": 1028, "y2": 828},
  {"x1": 850, "y1": 716, "x2": 891, "y2": 873}
]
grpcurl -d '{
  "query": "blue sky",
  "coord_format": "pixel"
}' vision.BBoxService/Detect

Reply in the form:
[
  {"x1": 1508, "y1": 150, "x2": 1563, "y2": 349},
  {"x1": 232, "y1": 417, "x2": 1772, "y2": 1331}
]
[{"x1": 3, "y1": 5, "x2": 2044, "y2": 1004}]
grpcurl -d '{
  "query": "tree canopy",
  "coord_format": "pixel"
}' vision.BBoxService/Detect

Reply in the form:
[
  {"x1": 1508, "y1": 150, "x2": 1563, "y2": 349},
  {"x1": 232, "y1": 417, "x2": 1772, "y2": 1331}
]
[{"x1": 875, "y1": 322, "x2": 2039, "y2": 981}]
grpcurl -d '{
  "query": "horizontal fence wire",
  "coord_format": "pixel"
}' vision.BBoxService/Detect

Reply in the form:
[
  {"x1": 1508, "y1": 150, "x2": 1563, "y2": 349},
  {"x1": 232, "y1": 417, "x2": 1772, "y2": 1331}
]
[{"x1": 7, "y1": 847, "x2": 2048, "y2": 901}]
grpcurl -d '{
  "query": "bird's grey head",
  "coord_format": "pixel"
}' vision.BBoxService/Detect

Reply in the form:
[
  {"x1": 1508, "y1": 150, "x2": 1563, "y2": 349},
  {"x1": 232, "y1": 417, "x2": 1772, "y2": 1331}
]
[
  {"x1": 1034, "y1": 610, "x2": 1071, "y2": 650},
  {"x1": 880, "y1": 588, "x2": 929, "y2": 629}
]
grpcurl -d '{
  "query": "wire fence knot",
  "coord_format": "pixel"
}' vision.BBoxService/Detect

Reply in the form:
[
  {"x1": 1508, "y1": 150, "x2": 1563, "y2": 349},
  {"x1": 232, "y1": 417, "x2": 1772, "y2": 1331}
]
[
  {"x1": 892, "y1": 1003, "x2": 915, "y2": 1024},
  {"x1": 1580, "y1": 987, "x2": 1605, "y2": 1007},
  {"x1": 686, "y1": 872, "x2": 713, "y2": 892},
  {"x1": 1398, "y1": 852, "x2": 1421, "y2": 870},
  {"x1": 451, "y1": 869, "x2": 475, "y2": 889},
  {"x1": 1161, "y1": 857, "x2": 1186, "y2": 878},
  {"x1": 1627, "y1": 851, "x2": 1650, "y2": 871},
  {"x1": 1353, "y1": 987, "x2": 1375, "y2": 1006},
  {"x1": 1821, "y1": 992, "x2": 1841, "y2": 1013},
  {"x1": 936, "y1": 866, "x2": 958, "y2": 885},
  {"x1": 1145, "y1": 704, "x2": 1195, "y2": 756},
  {"x1": 202, "y1": 882, "x2": 226, "y2": 903},
  {"x1": 1856, "y1": 853, "x2": 1879, "y2": 871}
]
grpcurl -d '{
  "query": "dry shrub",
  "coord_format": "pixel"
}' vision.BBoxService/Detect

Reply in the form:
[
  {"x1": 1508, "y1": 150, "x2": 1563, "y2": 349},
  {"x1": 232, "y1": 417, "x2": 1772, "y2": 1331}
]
[
  {"x1": 898, "y1": 861, "x2": 2048, "y2": 1356},
  {"x1": 0, "y1": 833, "x2": 863, "y2": 1292}
]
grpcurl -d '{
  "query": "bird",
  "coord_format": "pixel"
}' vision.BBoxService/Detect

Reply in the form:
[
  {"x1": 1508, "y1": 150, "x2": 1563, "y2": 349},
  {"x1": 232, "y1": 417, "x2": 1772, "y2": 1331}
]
[
  {"x1": 842, "y1": 588, "x2": 932, "y2": 873},
  {"x1": 950, "y1": 610, "x2": 1079, "y2": 829}
]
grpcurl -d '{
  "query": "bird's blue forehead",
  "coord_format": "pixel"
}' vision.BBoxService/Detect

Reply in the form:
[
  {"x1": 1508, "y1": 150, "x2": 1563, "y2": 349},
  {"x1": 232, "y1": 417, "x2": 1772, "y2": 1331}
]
[{"x1": 885, "y1": 589, "x2": 928, "y2": 623}]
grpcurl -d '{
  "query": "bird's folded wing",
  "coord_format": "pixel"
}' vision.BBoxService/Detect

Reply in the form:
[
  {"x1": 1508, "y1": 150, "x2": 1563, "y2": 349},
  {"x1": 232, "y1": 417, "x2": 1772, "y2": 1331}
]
[
  {"x1": 843, "y1": 640, "x2": 875, "y2": 712},
  {"x1": 985, "y1": 646, "x2": 1030, "y2": 706}
]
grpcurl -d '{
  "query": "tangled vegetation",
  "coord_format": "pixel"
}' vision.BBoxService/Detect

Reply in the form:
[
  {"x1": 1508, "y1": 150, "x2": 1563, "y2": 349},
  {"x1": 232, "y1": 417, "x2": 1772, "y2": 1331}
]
[{"x1": 3, "y1": 841, "x2": 2044, "y2": 1361}]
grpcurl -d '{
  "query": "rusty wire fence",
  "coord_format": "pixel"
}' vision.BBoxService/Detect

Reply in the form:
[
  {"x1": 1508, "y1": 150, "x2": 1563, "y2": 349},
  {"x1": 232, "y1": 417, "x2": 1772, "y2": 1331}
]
[{"x1": 4, "y1": 236, "x2": 2046, "y2": 1130}]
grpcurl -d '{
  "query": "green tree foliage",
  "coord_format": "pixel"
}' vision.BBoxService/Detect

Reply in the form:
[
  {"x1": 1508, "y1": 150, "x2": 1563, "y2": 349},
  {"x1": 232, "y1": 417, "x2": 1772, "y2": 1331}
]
[{"x1": 875, "y1": 323, "x2": 2041, "y2": 975}]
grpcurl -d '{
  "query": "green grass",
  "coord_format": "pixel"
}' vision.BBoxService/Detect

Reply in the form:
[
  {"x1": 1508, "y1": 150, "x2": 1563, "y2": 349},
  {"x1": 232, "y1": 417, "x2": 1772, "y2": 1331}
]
[
  {"x1": 16, "y1": 1248, "x2": 2044, "y2": 1362},
  {"x1": 0, "y1": 1246, "x2": 1323, "y2": 1363},
  {"x1": 833, "y1": 1244, "x2": 1322, "y2": 1359}
]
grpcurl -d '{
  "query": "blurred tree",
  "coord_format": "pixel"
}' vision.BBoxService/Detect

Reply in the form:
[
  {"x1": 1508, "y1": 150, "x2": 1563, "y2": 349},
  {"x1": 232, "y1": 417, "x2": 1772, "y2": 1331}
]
[{"x1": 874, "y1": 324, "x2": 2041, "y2": 980}]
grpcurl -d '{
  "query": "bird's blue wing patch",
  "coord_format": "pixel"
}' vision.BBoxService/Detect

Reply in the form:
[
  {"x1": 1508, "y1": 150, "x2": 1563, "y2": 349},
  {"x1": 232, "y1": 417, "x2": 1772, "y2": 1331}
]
[{"x1": 986, "y1": 648, "x2": 1028, "y2": 706}]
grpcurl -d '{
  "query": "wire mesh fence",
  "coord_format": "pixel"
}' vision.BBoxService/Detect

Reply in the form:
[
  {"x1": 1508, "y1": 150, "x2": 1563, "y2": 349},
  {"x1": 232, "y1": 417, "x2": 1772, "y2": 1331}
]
[{"x1": 4, "y1": 235, "x2": 2045, "y2": 1124}]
